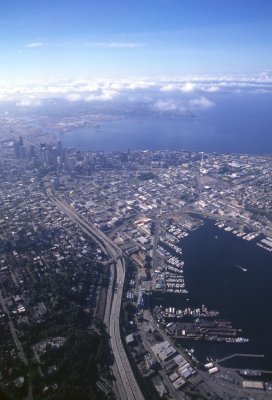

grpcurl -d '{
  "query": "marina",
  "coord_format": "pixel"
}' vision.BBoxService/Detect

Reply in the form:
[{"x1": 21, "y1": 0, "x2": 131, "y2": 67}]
[
  {"x1": 151, "y1": 219, "x2": 272, "y2": 370},
  {"x1": 152, "y1": 220, "x2": 195, "y2": 293},
  {"x1": 152, "y1": 305, "x2": 249, "y2": 344},
  {"x1": 215, "y1": 221, "x2": 272, "y2": 253}
]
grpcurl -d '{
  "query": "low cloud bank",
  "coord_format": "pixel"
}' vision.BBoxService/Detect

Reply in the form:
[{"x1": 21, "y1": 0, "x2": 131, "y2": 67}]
[{"x1": 0, "y1": 73, "x2": 272, "y2": 108}]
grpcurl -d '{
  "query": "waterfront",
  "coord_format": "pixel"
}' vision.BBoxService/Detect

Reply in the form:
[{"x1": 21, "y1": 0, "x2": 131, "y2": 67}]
[
  {"x1": 1, "y1": 134, "x2": 271, "y2": 397},
  {"x1": 152, "y1": 220, "x2": 272, "y2": 370}
]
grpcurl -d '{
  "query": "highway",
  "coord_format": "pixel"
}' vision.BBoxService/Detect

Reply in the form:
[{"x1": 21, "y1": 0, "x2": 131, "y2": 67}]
[{"x1": 46, "y1": 188, "x2": 145, "y2": 400}]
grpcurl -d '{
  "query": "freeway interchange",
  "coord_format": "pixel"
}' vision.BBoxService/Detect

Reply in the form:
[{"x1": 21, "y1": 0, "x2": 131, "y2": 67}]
[{"x1": 46, "y1": 188, "x2": 145, "y2": 400}]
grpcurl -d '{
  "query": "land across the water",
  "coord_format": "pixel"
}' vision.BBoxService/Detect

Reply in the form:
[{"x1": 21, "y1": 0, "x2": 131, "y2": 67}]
[
  {"x1": 151, "y1": 219, "x2": 272, "y2": 370},
  {"x1": 56, "y1": 93, "x2": 272, "y2": 154}
]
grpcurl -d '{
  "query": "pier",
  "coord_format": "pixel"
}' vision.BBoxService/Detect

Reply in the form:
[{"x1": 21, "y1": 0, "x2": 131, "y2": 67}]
[{"x1": 218, "y1": 353, "x2": 264, "y2": 363}]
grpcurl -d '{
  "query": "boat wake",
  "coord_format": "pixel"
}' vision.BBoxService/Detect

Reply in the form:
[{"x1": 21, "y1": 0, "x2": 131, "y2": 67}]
[{"x1": 236, "y1": 264, "x2": 247, "y2": 272}]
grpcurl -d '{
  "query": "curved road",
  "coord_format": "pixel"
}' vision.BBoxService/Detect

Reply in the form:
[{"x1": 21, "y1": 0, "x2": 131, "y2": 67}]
[{"x1": 46, "y1": 189, "x2": 145, "y2": 400}]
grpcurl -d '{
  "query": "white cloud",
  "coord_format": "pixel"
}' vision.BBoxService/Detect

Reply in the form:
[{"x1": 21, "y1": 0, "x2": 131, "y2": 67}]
[
  {"x1": 66, "y1": 93, "x2": 82, "y2": 101},
  {"x1": 92, "y1": 42, "x2": 147, "y2": 48},
  {"x1": 203, "y1": 85, "x2": 220, "y2": 93},
  {"x1": 16, "y1": 98, "x2": 42, "y2": 107},
  {"x1": 160, "y1": 84, "x2": 178, "y2": 92},
  {"x1": 127, "y1": 80, "x2": 157, "y2": 90},
  {"x1": 84, "y1": 89, "x2": 118, "y2": 102},
  {"x1": 24, "y1": 41, "x2": 146, "y2": 50},
  {"x1": 161, "y1": 81, "x2": 196, "y2": 92},
  {"x1": 24, "y1": 42, "x2": 48, "y2": 48},
  {"x1": 0, "y1": 93, "x2": 8, "y2": 101},
  {"x1": 153, "y1": 99, "x2": 186, "y2": 113},
  {"x1": 1, "y1": 74, "x2": 272, "y2": 107},
  {"x1": 160, "y1": 82, "x2": 221, "y2": 94},
  {"x1": 180, "y1": 82, "x2": 196, "y2": 93},
  {"x1": 189, "y1": 96, "x2": 215, "y2": 109}
]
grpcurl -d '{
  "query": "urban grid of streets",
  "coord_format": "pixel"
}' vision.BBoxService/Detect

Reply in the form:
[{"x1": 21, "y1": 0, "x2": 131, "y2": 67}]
[
  {"x1": 47, "y1": 190, "x2": 145, "y2": 400},
  {"x1": 0, "y1": 119, "x2": 272, "y2": 400}
]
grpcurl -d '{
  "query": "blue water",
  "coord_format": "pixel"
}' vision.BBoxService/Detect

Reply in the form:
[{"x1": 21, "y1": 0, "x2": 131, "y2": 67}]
[
  {"x1": 55, "y1": 92, "x2": 272, "y2": 368},
  {"x1": 152, "y1": 221, "x2": 272, "y2": 369},
  {"x1": 57, "y1": 93, "x2": 272, "y2": 154}
]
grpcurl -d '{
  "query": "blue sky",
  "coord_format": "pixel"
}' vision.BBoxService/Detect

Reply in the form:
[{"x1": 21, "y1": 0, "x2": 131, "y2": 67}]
[{"x1": 0, "y1": 0, "x2": 272, "y2": 83}]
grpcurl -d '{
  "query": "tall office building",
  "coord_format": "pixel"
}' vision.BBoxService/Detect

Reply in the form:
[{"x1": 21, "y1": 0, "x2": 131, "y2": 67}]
[{"x1": 57, "y1": 140, "x2": 63, "y2": 157}]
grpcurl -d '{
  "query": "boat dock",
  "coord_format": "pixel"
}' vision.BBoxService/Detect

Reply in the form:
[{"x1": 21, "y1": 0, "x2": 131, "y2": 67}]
[{"x1": 218, "y1": 353, "x2": 264, "y2": 363}]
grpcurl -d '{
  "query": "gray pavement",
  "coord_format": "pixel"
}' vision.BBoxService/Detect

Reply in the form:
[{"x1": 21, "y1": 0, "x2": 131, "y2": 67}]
[{"x1": 47, "y1": 189, "x2": 145, "y2": 400}]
